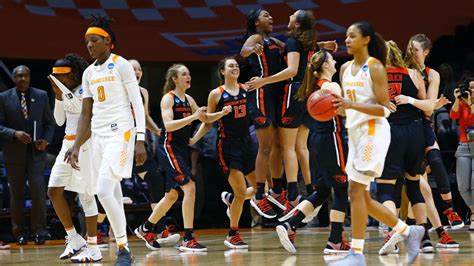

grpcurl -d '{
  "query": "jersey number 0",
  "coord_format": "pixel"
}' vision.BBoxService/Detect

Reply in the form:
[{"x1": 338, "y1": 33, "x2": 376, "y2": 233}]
[{"x1": 97, "y1": 86, "x2": 106, "y2": 102}]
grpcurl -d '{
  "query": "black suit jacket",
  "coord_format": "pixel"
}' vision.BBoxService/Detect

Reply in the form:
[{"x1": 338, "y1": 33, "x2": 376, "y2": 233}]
[{"x1": 0, "y1": 87, "x2": 54, "y2": 164}]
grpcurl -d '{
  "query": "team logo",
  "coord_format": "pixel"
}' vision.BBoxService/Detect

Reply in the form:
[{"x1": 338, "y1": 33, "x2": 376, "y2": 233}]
[
  {"x1": 254, "y1": 117, "x2": 267, "y2": 125},
  {"x1": 223, "y1": 92, "x2": 229, "y2": 99},
  {"x1": 66, "y1": 93, "x2": 73, "y2": 100},
  {"x1": 111, "y1": 123, "x2": 118, "y2": 132},
  {"x1": 175, "y1": 98, "x2": 180, "y2": 103},
  {"x1": 281, "y1": 116, "x2": 294, "y2": 125},
  {"x1": 362, "y1": 64, "x2": 368, "y2": 72},
  {"x1": 334, "y1": 175, "x2": 347, "y2": 184},
  {"x1": 107, "y1": 63, "x2": 115, "y2": 70}
]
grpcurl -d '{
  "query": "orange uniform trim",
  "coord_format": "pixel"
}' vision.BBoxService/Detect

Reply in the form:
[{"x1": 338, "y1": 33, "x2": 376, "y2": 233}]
[
  {"x1": 85, "y1": 27, "x2": 110, "y2": 38},
  {"x1": 112, "y1": 54, "x2": 120, "y2": 63},
  {"x1": 217, "y1": 139, "x2": 228, "y2": 173},
  {"x1": 64, "y1": 134, "x2": 76, "y2": 140},
  {"x1": 334, "y1": 116, "x2": 347, "y2": 174},
  {"x1": 281, "y1": 84, "x2": 289, "y2": 116},
  {"x1": 52, "y1": 67, "x2": 72, "y2": 74},
  {"x1": 166, "y1": 132, "x2": 183, "y2": 175},
  {"x1": 368, "y1": 119, "x2": 376, "y2": 136},
  {"x1": 259, "y1": 88, "x2": 266, "y2": 115},
  {"x1": 260, "y1": 53, "x2": 269, "y2": 77},
  {"x1": 123, "y1": 129, "x2": 131, "y2": 142}
]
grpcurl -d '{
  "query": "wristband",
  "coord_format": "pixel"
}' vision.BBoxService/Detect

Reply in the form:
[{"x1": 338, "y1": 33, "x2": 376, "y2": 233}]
[
  {"x1": 407, "y1": 97, "x2": 415, "y2": 105},
  {"x1": 136, "y1": 132, "x2": 145, "y2": 141}
]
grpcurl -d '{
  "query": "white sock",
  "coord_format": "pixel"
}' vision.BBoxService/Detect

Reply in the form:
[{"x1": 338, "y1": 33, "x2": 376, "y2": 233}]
[
  {"x1": 393, "y1": 219, "x2": 410, "y2": 236},
  {"x1": 87, "y1": 236, "x2": 97, "y2": 245},
  {"x1": 351, "y1": 238, "x2": 364, "y2": 254},
  {"x1": 66, "y1": 227, "x2": 78, "y2": 237}
]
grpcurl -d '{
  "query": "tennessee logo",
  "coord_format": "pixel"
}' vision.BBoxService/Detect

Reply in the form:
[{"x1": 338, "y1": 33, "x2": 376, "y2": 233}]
[
  {"x1": 334, "y1": 175, "x2": 347, "y2": 184},
  {"x1": 281, "y1": 117, "x2": 294, "y2": 125},
  {"x1": 254, "y1": 117, "x2": 267, "y2": 125}
]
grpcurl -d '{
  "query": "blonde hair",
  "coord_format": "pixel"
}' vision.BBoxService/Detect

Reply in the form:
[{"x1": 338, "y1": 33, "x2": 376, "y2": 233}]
[
  {"x1": 296, "y1": 49, "x2": 328, "y2": 101},
  {"x1": 163, "y1": 64, "x2": 186, "y2": 94},
  {"x1": 386, "y1": 41, "x2": 407, "y2": 68}
]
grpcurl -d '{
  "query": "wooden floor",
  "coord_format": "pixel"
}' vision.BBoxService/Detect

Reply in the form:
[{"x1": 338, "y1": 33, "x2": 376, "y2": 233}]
[{"x1": 2, "y1": 227, "x2": 474, "y2": 265}]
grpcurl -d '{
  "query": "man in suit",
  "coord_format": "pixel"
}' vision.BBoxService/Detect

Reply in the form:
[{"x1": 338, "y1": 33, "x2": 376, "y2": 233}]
[{"x1": 0, "y1": 65, "x2": 54, "y2": 245}]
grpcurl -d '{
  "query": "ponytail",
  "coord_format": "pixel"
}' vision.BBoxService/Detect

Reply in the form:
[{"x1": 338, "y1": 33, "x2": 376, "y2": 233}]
[
  {"x1": 352, "y1": 21, "x2": 386, "y2": 66},
  {"x1": 163, "y1": 64, "x2": 185, "y2": 94},
  {"x1": 296, "y1": 50, "x2": 328, "y2": 101}
]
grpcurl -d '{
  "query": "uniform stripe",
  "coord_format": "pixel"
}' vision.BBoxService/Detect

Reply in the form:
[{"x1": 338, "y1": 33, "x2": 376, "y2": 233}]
[
  {"x1": 281, "y1": 84, "x2": 290, "y2": 116},
  {"x1": 260, "y1": 53, "x2": 269, "y2": 77},
  {"x1": 259, "y1": 87, "x2": 265, "y2": 115},
  {"x1": 217, "y1": 139, "x2": 228, "y2": 173},
  {"x1": 112, "y1": 54, "x2": 120, "y2": 63},
  {"x1": 334, "y1": 117, "x2": 347, "y2": 174},
  {"x1": 164, "y1": 132, "x2": 183, "y2": 174},
  {"x1": 368, "y1": 119, "x2": 376, "y2": 136},
  {"x1": 286, "y1": 83, "x2": 292, "y2": 109},
  {"x1": 256, "y1": 87, "x2": 260, "y2": 110}
]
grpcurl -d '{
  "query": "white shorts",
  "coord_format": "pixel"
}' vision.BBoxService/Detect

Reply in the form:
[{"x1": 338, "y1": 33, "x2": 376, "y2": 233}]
[
  {"x1": 91, "y1": 129, "x2": 136, "y2": 182},
  {"x1": 48, "y1": 138, "x2": 95, "y2": 195},
  {"x1": 346, "y1": 118, "x2": 391, "y2": 188}
]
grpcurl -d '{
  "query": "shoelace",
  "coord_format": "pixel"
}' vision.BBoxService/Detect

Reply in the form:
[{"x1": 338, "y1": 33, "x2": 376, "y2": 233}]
[
  {"x1": 282, "y1": 202, "x2": 295, "y2": 215},
  {"x1": 161, "y1": 229, "x2": 170, "y2": 238},
  {"x1": 447, "y1": 211, "x2": 462, "y2": 222},
  {"x1": 340, "y1": 241, "x2": 351, "y2": 250},
  {"x1": 186, "y1": 239, "x2": 201, "y2": 248},
  {"x1": 289, "y1": 232, "x2": 296, "y2": 243},
  {"x1": 64, "y1": 236, "x2": 70, "y2": 246},
  {"x1": 144, "y1": 232, "x2": 157, "y2": 243},
  {"x1": 439, "y1": 231, "x2": 455, "y2": 244},
  {"x1": 229, "y1": 234, "x2": 244, "y2": 244},
  {"x1": 276, "y1": 192, "x2": 289, "y2": 206},
  {"x1": 257, "y1": 198, "x2": 273, "y2": 212}
]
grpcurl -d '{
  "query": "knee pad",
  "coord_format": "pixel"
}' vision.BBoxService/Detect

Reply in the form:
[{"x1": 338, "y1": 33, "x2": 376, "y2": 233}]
[
  {"x1": 405, "y1": 179, "x2": 425, "y2": 205},
  {"x1": 331, "y1": 187, "x2": 348, "y2": 212},
  {"x1": 79, "y1": 194, "x2": 98, "y2": 217},
  {"x1": 307, "y1": 187, "x2": 331, "y2": 208},
  {"x1": 376, "y1": 182, "x2": 396, "y2": 204},
  {"x1": 427, "y1": 149, "x2": 451, "y2": 194},
  {"x1": 393, "y1": 179, "x2": 403, "y2": 209}
]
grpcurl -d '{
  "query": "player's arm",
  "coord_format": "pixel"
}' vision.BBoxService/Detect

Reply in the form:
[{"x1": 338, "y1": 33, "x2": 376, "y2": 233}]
[
  {"x1": 424, "y1": 69, "x2": 441, "y2": 115},
  {"x1": 190, "y1": 89, "x2": 221, "y2": 144},
  {"x1": 246, "y1": 51, "x2": 299, "y2": 90},
  {"x1": 141, "y1": 87, "x2": 160, "y2": 135},
  {"x1": 240, "y1": 34, "x2": 264, "y2": 58},
  {"x1": 394, "y1": 69, "x2": 435, "y2": 112},
  {"x1": 199, "y1": 89, "x2": 231, "y2": 123},
  {"x1": 269, "y1": 37, "x2": 285, "y2": 49},
  {"x1": 161, "y1": 94, "x2": 202, "y2": 132}
]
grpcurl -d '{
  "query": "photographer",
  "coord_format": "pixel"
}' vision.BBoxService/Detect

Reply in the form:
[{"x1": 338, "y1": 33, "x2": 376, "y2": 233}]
[{"x1": 450, "y1": 77, "x2": 474, "y2": 231}]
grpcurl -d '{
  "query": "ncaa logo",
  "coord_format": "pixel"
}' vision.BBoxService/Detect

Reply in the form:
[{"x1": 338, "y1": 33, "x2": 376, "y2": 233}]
[
  {"x1": 175, "y1": 98, "x2": 180, "y2": 103},
  {"x1": 223, "y1": 92, "x2": 229, "y2": 99},
  {"x1": 107, "y1": 63, "x2": 115, "y2": 70},
  {"x1": 362, "y1": 64, "x2": 368, "y2": 72},
  {"x1": 79, "y1": 88, "x2": 83, "y2": 94}
]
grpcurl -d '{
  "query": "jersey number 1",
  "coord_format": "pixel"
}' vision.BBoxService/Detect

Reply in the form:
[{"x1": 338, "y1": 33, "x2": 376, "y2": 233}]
[
  {"x1": 233, "y1": 105, "x2": 246, "y2": 118},
  {"x1": 97, "y1": 86, "x2": 106, "y2": 102}
]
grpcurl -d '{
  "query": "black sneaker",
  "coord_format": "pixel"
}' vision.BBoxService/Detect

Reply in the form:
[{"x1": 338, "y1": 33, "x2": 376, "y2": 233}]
[{"x1": 115, "y1": 247, "x2": 133, "y2": 266}]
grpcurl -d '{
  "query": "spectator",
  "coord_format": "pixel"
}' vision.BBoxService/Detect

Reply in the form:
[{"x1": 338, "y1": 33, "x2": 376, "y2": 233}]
[
  {"x1": 438, "y1": 63, "x2": 457, "y2": 108},
  {"x1": 0, "y1": 65, "x2": 54, "y2": 244},
  {"x1": 450, "y1": 78, "x2": 474, "y2": 231}
]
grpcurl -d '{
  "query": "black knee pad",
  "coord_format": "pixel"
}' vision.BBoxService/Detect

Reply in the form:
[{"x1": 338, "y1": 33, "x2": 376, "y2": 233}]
[
  {"x1": 427, "y1": 149, "x2": 451, "y2": 194},
  {"x1": 393, "y1": 179, "x2": 403, "y2": 209},
  {"x1": 405, "y1": 179, "x2": 425, "y2": 205},
  {"x1": 376, "y1": 182, "x2": 396, "y2": 204},
  {"x1": 331, "y1": 187, "x2": 348, "y2": 212},
  {"x1": 307, "y1": 187, "x2": 331, "y2": 208}
]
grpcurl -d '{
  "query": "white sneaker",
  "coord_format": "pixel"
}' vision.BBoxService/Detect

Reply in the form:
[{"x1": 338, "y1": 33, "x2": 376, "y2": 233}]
[
  {"x1": 156, "y1": 229, "x2": 180, "y2": 246},
  {"x1": 70, "y1": 245, "x2": 102, "y2": 263},
  {"x1": 59, "y1": 235, "x2": 86, "y2": 259}
]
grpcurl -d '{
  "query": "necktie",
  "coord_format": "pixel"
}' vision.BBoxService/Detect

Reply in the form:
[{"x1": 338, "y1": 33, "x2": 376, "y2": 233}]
[{"x1": 21, "y1": 92, "x2": 28, "y2": 119}]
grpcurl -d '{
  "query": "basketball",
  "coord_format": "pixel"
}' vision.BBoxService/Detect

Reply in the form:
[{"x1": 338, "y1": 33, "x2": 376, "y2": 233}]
[{"x1": 307, "y1": 89, "x2": 337, "y2": 122}]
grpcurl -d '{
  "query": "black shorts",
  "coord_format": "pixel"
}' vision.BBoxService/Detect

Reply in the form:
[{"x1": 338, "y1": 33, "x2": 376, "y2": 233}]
[
  {"x1": 247, "y1": 83, "x2": 282, "y2": 129},
  {"x1": 157, "y1": 143, "x2": 192, "y2": 192},
  {"x1": 423, "y1": 117, "x2": 437, "y2": 147},
  {"x1": 309, "y1": 130, "x2": 348, "y2": 188},
  {"x1": 381, "y1": 119, "x2": 425, "y2": 179},
  {"x1": 280, "y1": 82, "x2": 306, "y2": 128},
  {"x1": 217, "y1": 136, "x2": 257, "y2": 176}
]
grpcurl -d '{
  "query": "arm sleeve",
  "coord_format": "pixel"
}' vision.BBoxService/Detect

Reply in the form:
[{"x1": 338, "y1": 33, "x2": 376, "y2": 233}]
[
  {"x1": 118, "y1": 59, "x2": 146, "y2": 141},
  {"x1": 0, "y1": 94, "x2": 16, "y2": 140},
  {"x1": 53, "y1": 99, "x2": 66, "y2": 126}
]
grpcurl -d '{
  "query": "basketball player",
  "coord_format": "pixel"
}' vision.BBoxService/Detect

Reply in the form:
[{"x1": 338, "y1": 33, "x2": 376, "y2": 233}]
[
  {"x1": 328, "y1": 22, "x2": 424, "y2": 265},
  {"x1": 194, "y1": 57, "x2": 257, "y2": 249},
  {"x1": 276, "y1": 50, "x2": 350, "y2": 254},
  {"x1": 134, "y1": 64, "x2": 229, "y2": 252},
  {"x1": 405, "y1": 34, "x2": 464, "y2": 229},
  {"x1": 66, "y1": 16, "x2": 147, "y2": 266},
  {"x1": 47, "y1": 54, "x2": 102, "y2": 262}
]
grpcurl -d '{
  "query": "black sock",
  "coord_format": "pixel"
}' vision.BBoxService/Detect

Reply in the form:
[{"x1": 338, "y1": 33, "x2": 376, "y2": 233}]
[
  {"x1": 184, "y1": 229, "x2": 194, "y2": 241},
  {"x1": 144, "y1": 220, "x2": 155, "y2": 231},
  {"x1": 441, "y1": 201, "x2": 453, "y2": 214},
  {"x1": 154, "y1": 218, "x2": 167, "y2": 234},
  {"x1": 306, "y1": 184, "x2": 314, "y2": 196},
  {"x1": 288, "y1": 210, "x2": 306, "y2": 231},
  {"x1": 287, "y1": 182, "x2": 298, "y2": 201},
  {"x1": 256, "y1": 182, "x2": 265, "y2": 200},
  {"x1": 328, "y1": 222, "x2": 343, "y2": 244},
  {"x1": 435, "y1": 226, "x2": 445, "y2": 239},
  {"x1": 420, "y1": 223, "x2": 430, "y2": 241},
  {"x1": 406, "y1": 217, "x2": 416, "y2": 225},
  {"x1": 272, "y1": 178, "x2": 283, "y2": 194},
  {"x1": 229, "y1": 227, "x2": 239, "y2": 236}
]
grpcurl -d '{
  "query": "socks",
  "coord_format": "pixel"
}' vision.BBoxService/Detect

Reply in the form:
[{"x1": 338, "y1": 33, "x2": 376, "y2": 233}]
[
  {"x1": 328, "y1": 222, "x2": 343, "y2": 244},
  {"x1": 154, "y1": 218, "x2": 167, "y2": 234},
  {"x1": 287, "y1": 182, "x2": 298, "y2": 202},
  {"x1": 229, "y1": 227, "x2": 239, "y2": 236},
  {"x1": 87, "y1": 236, "x2": 97, "y2": 245},
  {"x1": 144, "y1": 220, "x2": 155, "y2": 232},
  {"x1": 351, "y1": 239, "x2": 364, "y2": 254},
  {"x1": 406, "y1": 217, "x2": 416, "y2": 225},
  {"x1": 393, "y1": 219, "x2": 410, "y2": 237},
  {"x1": 442, "y1": 205, "x2": 454, "y2": 215},
  {"x1": 435, "y1": 226, "x2": 446, "y2": 239},
  {"x1": 420, "y1": 223, "x2": 431, "y2": 241},
  {"x1": 306, "y1": 184, "x2": 314, "y2": 196},
  {"x1": 256, "y1": 182, "x2": 266, "y2": 200},
  {"x1": 184, "y1": 229, "x2": 194, "y2": 241},
  {"x1": 289, "y1": 210, "x2": 306, "y2": 231},
  {"x1": 65, "y1": 227, "x2": 78, "y2": 237},
  {"x1": 272, "y1": 178, "x2": 284, "y2": 194}
]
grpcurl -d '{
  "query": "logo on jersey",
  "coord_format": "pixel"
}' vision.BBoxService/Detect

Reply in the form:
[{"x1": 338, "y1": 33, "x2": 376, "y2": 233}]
[
  {"x1": 175, "y1": 98, "x2": 180, "y2": 103},
  {"x1": 334, "y1": 175, "x2": 347, "y2": 184},
  {"x1": 223, "y1": 92, "x2": 229, "y2": 99},
  {"x1": 107, "y1": 63, "x2": 115, "y2": 70},
  {"x1": 66, "y1": 93, "x2": 73, "y2": 100},
  {"x1": 254, "y1": 117, "x2": 267, "y2": 125},
  {"x1": 362, "y1": 64, "x2": 368, "y2": 72},
  {"x1": 111, "y1": 123, "x2": 118, "y2": 132},
  {"x1": 79, "y1": 88, "x2": 83, "y2": 94},
  {"x1": 281, "y1": 116, "x2": 294, "y2": 125}
]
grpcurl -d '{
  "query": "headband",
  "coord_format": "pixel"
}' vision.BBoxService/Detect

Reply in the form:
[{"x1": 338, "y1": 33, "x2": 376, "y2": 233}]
[
  {"x1": 85, "y1": 27, "x2": 110, "y2": 38},
  {"x1": 52, "y1": 67, "x2": 72, "y2": 74}
]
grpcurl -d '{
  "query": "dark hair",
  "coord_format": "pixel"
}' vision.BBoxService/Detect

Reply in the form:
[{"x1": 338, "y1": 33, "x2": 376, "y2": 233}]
[
  {"x1": 243, "y1": 9, "x2": 264, "y2": 41},
  {"x1": 89, "y1": 14, "x2": 116, "y2": 45},
  {"x1": 217, "y1": 56, "x2": 237, "y2": 84},
  {"x1": 352, "y1": 21, "x2": 386, "y2": 66},
  {"x1": 404, "y1": 34, "x2": 432, "y2": 72},
  {"x1": 163, "y1": 64, "x2": 186, "y2": 93},
  {"x1": 53, "y1": 53, "x2": 89, "y2": 82},
  {"x1": 287, "y1": 10, "x2": 316, "y2": 50},
  {"x1": 296, "y1": 49, "x2": 329, "y2": 101},
  {"x1": 12, "y1": 65, "x2": 30, "y2": 76}
]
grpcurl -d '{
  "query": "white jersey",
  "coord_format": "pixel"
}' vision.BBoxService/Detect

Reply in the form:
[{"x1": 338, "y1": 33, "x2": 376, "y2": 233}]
[
  {"x1": 54, "y1": 85, "x2": 83, "y2": 135},
  {"x1": 342, "y1": 57, "x2": 381, "y2": 129},
  {"x1": 82, "y1": 53, "x2": 144, "y2": 137}
]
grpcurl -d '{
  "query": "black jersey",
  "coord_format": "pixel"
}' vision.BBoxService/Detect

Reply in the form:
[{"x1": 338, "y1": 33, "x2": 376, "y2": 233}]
[
  {"x1": 284, "y1": 37, "x2": 313, "y2": 83},
  {"x1": 387, "y1": 67, "x2": 423, "y2": 124},
  {"x1": 216, "y1": 85, "x2": 250, "y2": 139},
  {"x1": 247, "y1": 37, "x2": 283, "y2": 88},
  {"x1": 312, "y1": 80, "x2": 344, "y2": 133},
  {"x1": 159, "y1": 91, "x2": 193, "y2": 146}
]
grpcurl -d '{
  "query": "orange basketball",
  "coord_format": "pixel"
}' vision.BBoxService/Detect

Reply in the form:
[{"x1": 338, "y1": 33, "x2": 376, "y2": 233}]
[{"x1": 307, "y1": 89, "x2": 337, "y2": 122}]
